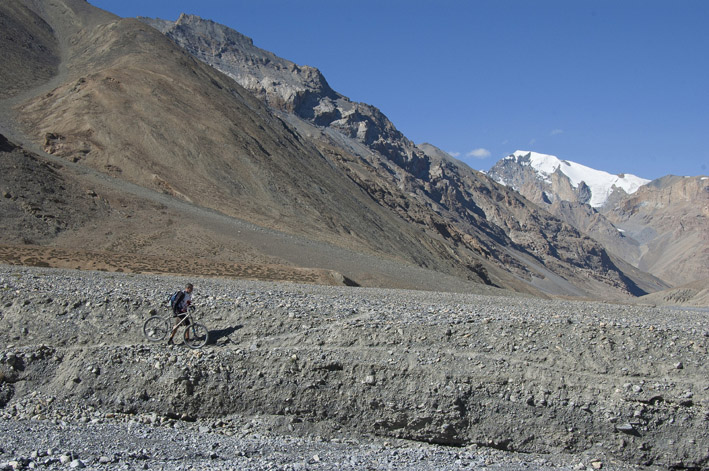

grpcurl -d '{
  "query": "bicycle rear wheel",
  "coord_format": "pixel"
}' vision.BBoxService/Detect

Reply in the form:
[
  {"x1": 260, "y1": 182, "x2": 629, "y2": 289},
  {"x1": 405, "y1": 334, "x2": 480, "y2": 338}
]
[
  {"x1": 143, "y1": 316, "x2": 170, "y2": 342},
  {"x1": 184, "y1": 323, "x2": 209, "y2": 349}
]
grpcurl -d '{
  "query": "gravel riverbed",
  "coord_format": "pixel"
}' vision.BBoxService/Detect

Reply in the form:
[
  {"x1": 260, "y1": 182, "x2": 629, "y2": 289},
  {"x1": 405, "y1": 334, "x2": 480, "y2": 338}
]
[{"x1": 0, "y1": 265, "x2": 707, "y2": 469}]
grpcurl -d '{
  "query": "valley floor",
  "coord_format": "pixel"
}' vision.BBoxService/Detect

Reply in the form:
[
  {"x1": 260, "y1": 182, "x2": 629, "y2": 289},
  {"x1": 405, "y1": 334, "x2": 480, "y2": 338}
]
[
  {"x1": 0, "y1": 265, "x2": 707, "y2": 469},
  {"x1": 0, "y1": 416, "x2": 643, "y2": 471}
]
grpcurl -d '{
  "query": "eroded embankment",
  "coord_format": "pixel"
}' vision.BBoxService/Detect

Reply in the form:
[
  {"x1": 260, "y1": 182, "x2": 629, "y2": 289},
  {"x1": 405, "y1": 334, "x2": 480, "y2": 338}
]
[{"x1": 0, "y1": 267, "x2": 708, "y2": 469}]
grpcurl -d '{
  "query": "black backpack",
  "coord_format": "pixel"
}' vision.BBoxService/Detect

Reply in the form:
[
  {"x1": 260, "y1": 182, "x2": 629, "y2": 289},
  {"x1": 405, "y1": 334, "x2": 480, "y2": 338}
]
[{"x1": 169, "y1": 290, "x2": 186, "y2": 314}]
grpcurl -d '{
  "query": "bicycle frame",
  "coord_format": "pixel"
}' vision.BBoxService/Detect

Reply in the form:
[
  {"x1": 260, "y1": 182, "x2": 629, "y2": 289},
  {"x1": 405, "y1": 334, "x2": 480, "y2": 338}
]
[
  {"x1": 172, "y1": 308, "x2": 197, "y2": 329},
  {"x1": 144, "y1": 304, "x2": 208, "y2": 349}
]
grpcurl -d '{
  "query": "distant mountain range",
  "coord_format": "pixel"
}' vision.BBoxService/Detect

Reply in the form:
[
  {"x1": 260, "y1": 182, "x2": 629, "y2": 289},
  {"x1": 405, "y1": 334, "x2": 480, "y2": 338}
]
[
  {"x1": 489, "y1": 151, "x2": 708, "y2": 287},
  {"x1": 2, "y1": 1, "x2": 703, "y2": 301}
]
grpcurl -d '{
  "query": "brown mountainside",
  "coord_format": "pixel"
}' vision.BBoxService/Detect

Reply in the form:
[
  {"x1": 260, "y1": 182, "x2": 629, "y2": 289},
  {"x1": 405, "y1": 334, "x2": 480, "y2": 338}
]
[
  {"x1": 0, "y1": 1, "x2": 60, "y2": 99},
  {"x1": 1, "y1": 0, "x2": 502, "y2": 291},
  {"x1": 636, "y1": 278, "x2": 709, "y2": 307},
  {"x1": 604, "y1": 175, "x2": 709, "y2": 285},
  {"x1": 0, "y1": 1, "x2": 665, "y2": 298}
]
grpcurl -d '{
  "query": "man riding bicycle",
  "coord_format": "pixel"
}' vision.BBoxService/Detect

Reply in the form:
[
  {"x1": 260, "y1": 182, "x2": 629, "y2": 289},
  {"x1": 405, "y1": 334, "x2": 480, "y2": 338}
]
[{"x1": 168, "y1": 283, "x2": 193, "y2": 345}]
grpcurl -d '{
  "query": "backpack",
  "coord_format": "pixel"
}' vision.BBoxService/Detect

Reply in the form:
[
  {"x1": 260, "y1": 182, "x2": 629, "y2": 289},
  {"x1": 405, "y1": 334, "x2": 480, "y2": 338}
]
[{"x1": 169, "y1": 290, "x2": 186, "y2": 314}]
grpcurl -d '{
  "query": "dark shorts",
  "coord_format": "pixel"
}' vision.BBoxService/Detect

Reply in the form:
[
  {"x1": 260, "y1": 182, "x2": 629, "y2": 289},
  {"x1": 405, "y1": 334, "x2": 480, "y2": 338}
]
[{"x1": 173, "y1": 313, "x2": 192, "y2": 327}]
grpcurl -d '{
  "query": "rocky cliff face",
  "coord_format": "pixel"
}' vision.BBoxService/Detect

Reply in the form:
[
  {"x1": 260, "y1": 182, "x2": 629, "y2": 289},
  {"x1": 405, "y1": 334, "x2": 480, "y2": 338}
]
[
  {"x1": 489, "y1": 152, "x2": 588, "y2": 206},
  {"x1": 488, "y1": 151, "x2": 649, "y2": 209}
]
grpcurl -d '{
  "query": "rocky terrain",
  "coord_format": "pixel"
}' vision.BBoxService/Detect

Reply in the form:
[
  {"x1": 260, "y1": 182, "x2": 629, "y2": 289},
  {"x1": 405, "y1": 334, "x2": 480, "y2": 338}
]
[
  {"x1": 0, "y1": 1, "x2": 59, "y2": 100},
  {"x1": 2, "y1": 0, "x2": 495, "y2": 293},
  {"x1": 1, "y1": 265, "x2": 708, "y2": 469},
  {"x1": 0, "y1": 0, "x2": 503, "y2": 296},
  {"x1": 0, "y1": 130, "x2": 516, "y2": 294},
  {"x1": 636, "y1": 278, "x2": 709, "y2": 308},
  {"x1": 2, "y1": 418, "x2": 641, "y2": 471}
]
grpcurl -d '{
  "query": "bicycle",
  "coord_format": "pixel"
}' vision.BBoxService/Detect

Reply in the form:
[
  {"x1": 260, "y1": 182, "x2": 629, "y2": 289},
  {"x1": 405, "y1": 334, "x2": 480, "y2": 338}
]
[{"x1": 143, "y1": 305, "x2": 209, "y2": 349}]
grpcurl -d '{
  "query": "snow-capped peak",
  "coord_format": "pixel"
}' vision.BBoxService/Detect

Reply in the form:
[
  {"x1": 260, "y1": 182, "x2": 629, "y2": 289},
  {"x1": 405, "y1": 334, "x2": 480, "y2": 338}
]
[{"x1": 508, "y1": 151, "x2": 650, "y2": 207}]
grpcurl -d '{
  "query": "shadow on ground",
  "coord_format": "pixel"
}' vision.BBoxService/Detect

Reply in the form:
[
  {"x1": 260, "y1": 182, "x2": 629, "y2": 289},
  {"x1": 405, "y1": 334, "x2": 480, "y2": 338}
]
[{"x1": 208, "y1": 325, "x2": 242, "y2": 345}]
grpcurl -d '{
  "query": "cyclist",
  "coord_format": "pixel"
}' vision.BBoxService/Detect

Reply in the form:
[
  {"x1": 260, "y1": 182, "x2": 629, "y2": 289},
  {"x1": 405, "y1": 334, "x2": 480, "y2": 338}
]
[{"x1": 168, "y1": 283, "x2": 193, "y2": 345}]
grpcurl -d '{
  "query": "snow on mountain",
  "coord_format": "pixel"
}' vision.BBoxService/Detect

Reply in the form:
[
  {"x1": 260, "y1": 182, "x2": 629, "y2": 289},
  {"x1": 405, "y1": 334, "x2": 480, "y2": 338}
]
[{"x1": 505, "y1": 151, "x2": 650, "y2": 207}]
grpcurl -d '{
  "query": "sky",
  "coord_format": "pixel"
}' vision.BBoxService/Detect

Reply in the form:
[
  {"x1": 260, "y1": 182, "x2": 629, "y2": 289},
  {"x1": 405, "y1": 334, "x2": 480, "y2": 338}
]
[{"x1": 89, "y1": 0, "x2": 709, "y2": 180}]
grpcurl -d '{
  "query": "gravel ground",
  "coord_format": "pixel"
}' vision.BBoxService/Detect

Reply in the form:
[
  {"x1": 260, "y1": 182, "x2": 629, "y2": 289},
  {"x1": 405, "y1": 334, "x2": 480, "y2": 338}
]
[
  {"x1": 0, "y1": 417, "x2": 637, "y2": 471},
  {"x1": 1, "y1": 265, "x2": 707, "y2": 470}
]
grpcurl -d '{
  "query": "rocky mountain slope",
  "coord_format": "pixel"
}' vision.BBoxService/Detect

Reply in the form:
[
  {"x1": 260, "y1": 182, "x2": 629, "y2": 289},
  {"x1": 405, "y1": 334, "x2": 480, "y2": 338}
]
[
  {"x1": 489, "y1": 151, "x2": 708, "y2": 287},
  {"x1": 2, "y1": 130, "x2": 508, "y2": 293},
  {"x1": 133, "y1": 13, "x2": 664, "y2": 299},
  {"x1": 0, "y1": 0, "x2": 499, "y2": 292},
  {"x1": 604, "y1": 175, "x2": 709, "y2": 285},
  {"x1": 0, "y1": 1, "x2": 60, "y2": 100},
  {"x1": 636, "y1": 278, "x2": 709, "y2": 307}
]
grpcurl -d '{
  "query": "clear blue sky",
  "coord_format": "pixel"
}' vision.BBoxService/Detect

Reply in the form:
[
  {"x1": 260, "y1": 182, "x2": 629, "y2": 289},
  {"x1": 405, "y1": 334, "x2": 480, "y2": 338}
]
[{"x1": 90, "y1": 0, "x2": 708, "y2": 180}]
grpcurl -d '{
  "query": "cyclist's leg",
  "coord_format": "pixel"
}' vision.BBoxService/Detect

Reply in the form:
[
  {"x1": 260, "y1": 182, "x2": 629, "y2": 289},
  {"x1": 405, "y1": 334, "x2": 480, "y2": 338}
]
[
  {"x1": 183, "y1": 314, "x2": 193, "y2": 340},
  {"x1": 168, "y1": 314, "x2": 186, "y2": 343}
]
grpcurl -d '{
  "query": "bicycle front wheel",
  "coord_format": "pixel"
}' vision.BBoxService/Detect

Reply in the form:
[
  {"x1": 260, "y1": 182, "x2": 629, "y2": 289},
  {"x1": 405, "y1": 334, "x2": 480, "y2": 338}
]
[
  {"x1": 184, "y1": 323, "x2": 209, "y2": 349},
  {"x1": 143, "y1": 316, "x2": 170, "y2": 342}
]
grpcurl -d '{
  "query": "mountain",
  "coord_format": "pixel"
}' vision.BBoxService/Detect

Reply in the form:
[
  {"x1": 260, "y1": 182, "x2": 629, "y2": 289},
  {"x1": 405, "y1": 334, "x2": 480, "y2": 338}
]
[
  {"x1": 136, "y1": 13, "x2": 668, "y2": 299},
  {"x1": 604, "y1": 175, "x2": 709, "y2": 285},
  {"x1": 1, "y1": 0, "x2": 496, "y2": 291},
  {"x1": 0, "y1": 2, "x2": 665, "y2": 299},
  {"x1": 489, "y1": 151, "x2": 649, "y2": 208},
  {"x1": 489, "y1": 151, "x2": 709, "y2": 286}
]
